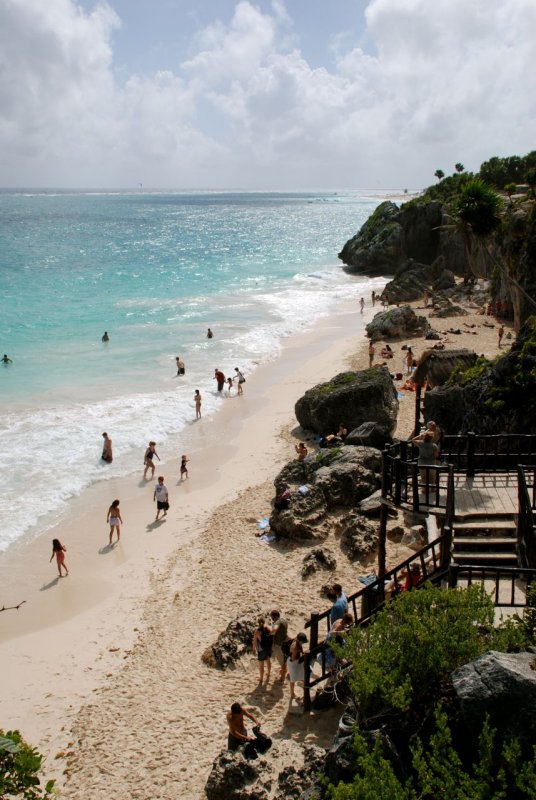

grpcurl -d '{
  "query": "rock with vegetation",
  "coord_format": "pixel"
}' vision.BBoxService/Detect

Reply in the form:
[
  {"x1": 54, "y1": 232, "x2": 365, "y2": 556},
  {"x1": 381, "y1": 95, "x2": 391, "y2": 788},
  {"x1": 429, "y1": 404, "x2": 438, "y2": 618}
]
[
  {"x1": 294, "y1": 369, "x2": 398, "y2": 436},
  {"x1": 365, "y1": 305, "x2": 430, "y2": 342},
  {"x1": 452, "y1": 650, "x2": 536, "y2": 749}
]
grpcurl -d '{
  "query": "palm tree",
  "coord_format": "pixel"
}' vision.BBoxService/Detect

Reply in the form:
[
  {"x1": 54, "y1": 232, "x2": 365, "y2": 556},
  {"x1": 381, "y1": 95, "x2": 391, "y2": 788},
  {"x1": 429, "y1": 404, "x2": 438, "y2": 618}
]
[
  {"x1": 455, "y1": 163, "x2": 465, "y2": 173},
  {"x1": 434, "y1": 169, "x2": 445, "y2": 181},
  {"x1": 450, "y1": 178, "x2": 503, "y2": 280}
]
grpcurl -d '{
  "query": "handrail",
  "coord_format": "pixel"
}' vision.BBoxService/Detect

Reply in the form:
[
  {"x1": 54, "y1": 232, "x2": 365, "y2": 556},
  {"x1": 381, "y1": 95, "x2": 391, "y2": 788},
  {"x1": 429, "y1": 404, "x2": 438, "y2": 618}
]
[
  {"x1": 517, "y1": 465, "x2": 536, "y2": 569},
  {"x1": 448, "y1": 564, "x2": 536, "y2": 606}
]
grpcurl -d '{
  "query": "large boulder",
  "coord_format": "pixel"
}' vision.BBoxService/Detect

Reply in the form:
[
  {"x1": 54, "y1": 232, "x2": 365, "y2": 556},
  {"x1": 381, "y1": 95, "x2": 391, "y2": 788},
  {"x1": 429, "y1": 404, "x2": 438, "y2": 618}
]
[
  {"x1": 202, "y1": 610, "x2": 260, "y2": 669},
  {"x1": 301, "y1": 547, "x2": 337, "y2": 577},
  {"x1": 452, "y1": 650, "x2": 536, "y2": 749},
  {"x1": 366, "y1": 305, "x2": 430, "y2": 342},
  {"x1": 345, "y1": 421, "x2": 393, "y2": 449},
  {"x1": 205, "y1": 750, "x2": 268, "y2": 800},
  {"x1": 314, "y1": 449, "x2": 381, "y2": 509},
  {"x1": 295, "y1": 369, "x2": 398, "y2": 436},
  {"x1": 338, "y1": 513, "x2": 379, "y2": 561},
  {"x1": 270, "y1": 484, "x2": 330, "y2": 541}
]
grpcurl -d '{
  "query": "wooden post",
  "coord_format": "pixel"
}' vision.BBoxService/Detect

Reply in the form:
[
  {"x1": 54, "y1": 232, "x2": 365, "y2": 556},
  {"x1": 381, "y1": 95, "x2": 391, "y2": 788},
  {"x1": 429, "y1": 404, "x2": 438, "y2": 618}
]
[
  {"x1": 309, "y1": 612, "x2": 320, "y2": 652},
  {"x1": 467, "y1": 431, "x2": 476, "y2": 477},
  {"x1": 378, "y1": 502, "x2": 388, "y2": 578},
  {"x1": 448, "y1": 563, "x2": 459, "y2": 588},
  {"x1": 413, "y1": 384, "x2": 422, "y2": 436},
  {"x1": 303, "y1": 652, "x2": 312, "y2": 712}
]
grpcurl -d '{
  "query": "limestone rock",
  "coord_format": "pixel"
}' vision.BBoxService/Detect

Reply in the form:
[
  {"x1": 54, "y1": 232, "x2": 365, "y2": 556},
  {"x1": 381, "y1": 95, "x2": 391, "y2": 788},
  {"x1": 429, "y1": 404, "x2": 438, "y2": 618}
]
[
  {"x1": 358, "y1": 489, "x2": 383, "y2": 517},
  {"x1": 366, "y1": 305, "x2": 430, "y2": 342},
  {"x1": 339, "y1": 513, "x2": 379, "y2": 561},
  {"x1": 202, "y1": 610, "x2": 259, "y2": 669},
  {"x1": 294, "y1": 369, "x2": 398, "y2": 436},
  {"x1": 314, "y1": 450, "x2": 380, "y2": 509},
  {"x1": 269, "y1": 484, "x2": 329, "y2": 541},
  {"x1": 432, "y1": 268, "x2": 456, "y2": 291},
  {"x1": 205, "y1": 750, "x2": 269, "y2": 800},
  {"x1": 345, "y1": 421, "x2": 393, "y2": 449},
  {"x1": 452, "y1": 650, "x2": 536, "y2": 748},
  {"x1": 275, "y1": 745, "x2": 326, "y2": 800},
  {"x1": 301, "y1": 547, "x2": 337, "y2": 577}
]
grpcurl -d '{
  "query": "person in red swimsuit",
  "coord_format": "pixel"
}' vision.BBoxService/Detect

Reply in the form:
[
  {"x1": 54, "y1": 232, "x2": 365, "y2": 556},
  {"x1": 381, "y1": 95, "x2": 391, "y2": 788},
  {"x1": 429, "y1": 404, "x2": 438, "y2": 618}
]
[{"x1": 50, "y1": 539, "x2": 69, "y2": 577}]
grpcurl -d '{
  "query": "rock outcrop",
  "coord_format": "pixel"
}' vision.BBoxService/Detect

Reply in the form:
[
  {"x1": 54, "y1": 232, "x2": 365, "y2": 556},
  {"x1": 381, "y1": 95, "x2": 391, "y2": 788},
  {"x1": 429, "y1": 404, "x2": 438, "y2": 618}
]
[
  {"x1": 301, "y1": 547, "x2": 337, "y2": 577},
  {"x1": 365, "y1": 305, "x2": 430, "y2": 342},
  {"x1": 294, "y1": 369, "x2": 398, "y2": 437},
  {"x1": 339, "y1": 512, "x2": 379, "y2": 561},
  {"x1": 270, "y1": 446, "x2": 382, "y2": 542},
  {"x1": 202, "y1": 610, "x2": 260, "y2": 669},
  {"x1": 452, "y1": 650, "x2": 536, "y2": 748}
]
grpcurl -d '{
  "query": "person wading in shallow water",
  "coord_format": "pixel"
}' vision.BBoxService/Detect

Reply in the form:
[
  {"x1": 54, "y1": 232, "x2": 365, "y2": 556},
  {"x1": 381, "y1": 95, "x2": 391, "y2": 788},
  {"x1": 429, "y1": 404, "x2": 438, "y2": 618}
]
[
  {"x1": 143, "y1": 441, "x2": 160, "y2": 479},
  {"x1": 101, "y1": 432, "x2": 113, "y2": 464}
]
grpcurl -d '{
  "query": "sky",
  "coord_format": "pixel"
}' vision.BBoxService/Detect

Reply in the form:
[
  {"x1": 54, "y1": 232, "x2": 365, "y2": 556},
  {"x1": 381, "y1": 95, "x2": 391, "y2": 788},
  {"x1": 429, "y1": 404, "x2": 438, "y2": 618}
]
[{"x1": 0, "y1": 0, "x2": 535, "y2": 190}]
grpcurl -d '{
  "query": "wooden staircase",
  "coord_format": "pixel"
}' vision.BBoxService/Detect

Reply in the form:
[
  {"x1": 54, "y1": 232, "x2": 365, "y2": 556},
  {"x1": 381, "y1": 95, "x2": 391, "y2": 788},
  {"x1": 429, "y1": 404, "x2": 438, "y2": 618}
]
[{"x1": 452, "y1": 513, "x2": 518, "y2": 566}]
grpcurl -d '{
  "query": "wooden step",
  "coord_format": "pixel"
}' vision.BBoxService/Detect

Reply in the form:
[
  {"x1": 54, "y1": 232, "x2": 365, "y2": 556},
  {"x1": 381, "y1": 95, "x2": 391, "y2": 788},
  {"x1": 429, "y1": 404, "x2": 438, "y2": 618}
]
[
  {"x1": 454, "y1": 537, "x2": 517, "y2": 546},
  {"x1": 452, "y1": 552, "x2": 518, "y2": 563},
  {"x1": 454, "y1": 519, "x2": 517, "y2": 531}
]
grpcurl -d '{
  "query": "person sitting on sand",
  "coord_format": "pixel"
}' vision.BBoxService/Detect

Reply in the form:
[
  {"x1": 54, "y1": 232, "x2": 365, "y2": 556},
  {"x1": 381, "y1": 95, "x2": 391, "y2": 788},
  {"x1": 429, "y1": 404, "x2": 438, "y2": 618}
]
[
  {"x1": 380, "y1": 344, "x2": 393, "y2": 358},
  {"x1": 101, "y1": 432, "x2": 113, "y2": 464},
  {"x1": 143, "y1": 441, "x2": 160, "y2": 479},
  {"x1": 180, "y1": 454, "x2": 189, "y2": 480},
  {"x1": 295, "y1": 442, "x2": 308, "y2": 461},
  {"x1": 50, "y1": 539, "x2": 68, "y2": 577},
  {"x1": 107, "y1": 499, "x2": 123, "y2": 545},
  {"x1": 227, "y1": 703, "x2": 260, "y2": 751}
]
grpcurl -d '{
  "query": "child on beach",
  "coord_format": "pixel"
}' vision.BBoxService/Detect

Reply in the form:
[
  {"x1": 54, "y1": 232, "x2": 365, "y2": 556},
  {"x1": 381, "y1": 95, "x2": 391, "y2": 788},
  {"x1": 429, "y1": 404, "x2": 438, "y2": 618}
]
[
  {"x1": 50, "y1": 539, "x2": 68, "y2": 577},
  {"x1": 180, "y1": 455, "x2": 189, "y2": 480},
  {"x1": 227, "y1": 376, "x2": 234, "y2": 394},
  {"x1": 107, "y1": 499, "x2": 123, "y2": 545},
  {"x1": 154, "y1": 476, "x2": 169, "y2": 520}
]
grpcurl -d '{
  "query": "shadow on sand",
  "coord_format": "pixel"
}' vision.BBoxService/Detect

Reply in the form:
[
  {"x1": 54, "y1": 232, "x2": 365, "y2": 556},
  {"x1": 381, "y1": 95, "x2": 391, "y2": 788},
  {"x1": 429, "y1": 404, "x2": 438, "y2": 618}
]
[{"x1": 40, "y1": 576, "x2": 61, "y2": 591}]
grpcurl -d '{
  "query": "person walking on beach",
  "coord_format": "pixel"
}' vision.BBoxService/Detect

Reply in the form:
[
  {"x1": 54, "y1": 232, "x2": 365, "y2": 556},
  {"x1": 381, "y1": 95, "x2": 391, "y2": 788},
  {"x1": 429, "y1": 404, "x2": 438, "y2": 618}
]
[
  {"x1": 180, "y1": 454, "x2": 189, "y2": 480},
  {"x1": 368, "y1": 342, "x2": 375, "y2": 368},
  {"x1": 226, "y1": 376, "x2": 234, "y2": 394},
  {"x1": 234, "y1": 367, "x2": 246, "y2": 395},
  {"x1": 252, "y1": 617, "x2": 273, "y2": 684},
  {"x1": 194, "y1": 389, "x2": 202, "y2": 419},
  {"x1": 143, "y1": 441, "x2": 160, "y2": 479},
  {"x1": 270, "y1": 610, "x2": 289, "y2": 682},
  {"x1": 498, "y1": 324, "x2": 505, "y2": 348},
  {"x1": 214, "y1": 368, "x2": 225, "y2": 392},
  {"x1": 50, "y1": 539, "x2": 68, "y2": 577},
  {"x1": 207, "y1": 328, "x2": 214, "y2": 339},
  {"x1": 154, "y1": 476, "x2": 169, "y2": 520},
  {"x1": 101, "y1": 432, "x2": 113, "y2": 464},
  {"x1": 102, "y1": 331, "x2": 109, "y2": 342},
  {"x1": 175, "y1": 357, "x2": 185, "y2": 376},
  {"x1": 106, "y1": 499, "x2": 123, "y2": 544},
  {"x1": 359, "y1": 297, "x2": 365, "y2": 313}
]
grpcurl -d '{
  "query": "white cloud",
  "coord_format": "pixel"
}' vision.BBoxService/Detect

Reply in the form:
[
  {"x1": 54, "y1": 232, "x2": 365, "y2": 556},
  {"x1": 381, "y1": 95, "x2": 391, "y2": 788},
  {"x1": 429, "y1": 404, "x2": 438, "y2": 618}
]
[{"x1": 0, "y1": 0, "x2": 534, "y2": 188}]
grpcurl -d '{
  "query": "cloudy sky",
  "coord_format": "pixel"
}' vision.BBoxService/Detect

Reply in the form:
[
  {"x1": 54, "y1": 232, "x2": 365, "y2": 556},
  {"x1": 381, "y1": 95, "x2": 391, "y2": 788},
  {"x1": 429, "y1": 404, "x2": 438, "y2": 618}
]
[{"x1": 1, "y1": 0, "x2": 535, "y2": 190}]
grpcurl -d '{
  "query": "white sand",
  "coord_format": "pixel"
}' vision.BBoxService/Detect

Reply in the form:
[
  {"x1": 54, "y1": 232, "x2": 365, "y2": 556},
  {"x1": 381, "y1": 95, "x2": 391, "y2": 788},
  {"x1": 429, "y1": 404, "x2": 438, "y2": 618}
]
[{"x1": 0, "y1": 290, "x2": 511, "y2": 799}]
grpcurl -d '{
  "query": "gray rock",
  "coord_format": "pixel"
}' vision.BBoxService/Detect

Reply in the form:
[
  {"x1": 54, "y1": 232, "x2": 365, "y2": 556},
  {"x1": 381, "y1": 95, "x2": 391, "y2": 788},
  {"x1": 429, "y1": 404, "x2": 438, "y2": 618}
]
[
  {"x1": 295, "y1": 369, "x2": 398, "y2": 436},
  {"x1": 345, "y1": 421, "x2": 393, "y2": 449},
  {"x1": 339, "y1": 513, "x2": 379, "y2": 561},
  {"x1": 202, "y1": 610, "x2": 260, "y2": 669},
  {"x1": 366, "y1": 305, "x2": 430, "y2": 342},
  {"x1": 269, "y1": 484, "x2": 329, "y2": 541},
  {"x1": 429, "y1": 300, "x2": 468, "y2": 318},
  {"x1": 423, "y1": 385, "x2": 466, "y2": 435},
  {"x1": 452, "y1": 650, "x2": 536, "y2": 748},
  {"x1": 205, "y1": 750, "x2": 269, "y2": 800},
  {"x1": 302, "y1": 547, "x2": 337, "y2": 577},
  {"x1": 358, "y1": 489, "x2": 383, "y2": 517},
  {"x1": 324, "y1": 736, "x2": 357, "y2": 785},
  {"x1": 275, "y1": 745, "x2": 326, "y2": 800},
  {"x1": 315, "y1": 453, "x2": 380, "y2": 510},
  {"x1": 432, "y1": 269, "x2": 456, "y2": 290}
]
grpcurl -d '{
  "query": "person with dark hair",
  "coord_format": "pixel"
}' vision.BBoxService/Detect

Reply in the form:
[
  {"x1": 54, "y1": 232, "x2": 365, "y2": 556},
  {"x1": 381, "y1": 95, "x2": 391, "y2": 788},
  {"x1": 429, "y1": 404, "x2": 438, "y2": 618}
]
[
  {"x1": 153, "y1": 476, "x2": 169, "y2": 520},
  {"x1": 50, "y1": 539, "x2": 68, "y2": 577},
  {"x1": 2, "y1": 354, "x2": 12, "y2": 363},
  {"x1": 287, "y1": 632, "x2": 308, "y2": 701},
  {"x1": 107, "y1": 499, "x2": 122, "y2": 545},
  {"x1": 252, "y1": 617, "x2": 274, "y2": 683},
  {"x1": 270, "y1": 610, "x2": 289, "y2": 682},
  {"x1": 227, "y1": 703, "x2": 259, "y2": 751},
  {"x1": 175, "y1": 356, "x2": 185, "y2": 376},
  {"x1": 143, "y1": 441, "x2": 160, "y2": 479},
  {"x1": 214, "y1": 368, "x2": 225, "y2": 392},
  {"x1": 101, "y1": 331, "x2": 109, "y2": 342},
  {"x1": 234, "y1": 367, "x2": 245, "y2": 395},
  {"x1": 194, "y1": 389, "x2": 202, "y2": 419},
  {"x1": 207, "y1": 328, "x2": 214, "y2": 338},
  {"x1": 101, "y1": 432, "x2": 113, "y2": 463},
  {"x1": 329, "y1": 584, "x2": 348, "y2": 626}
]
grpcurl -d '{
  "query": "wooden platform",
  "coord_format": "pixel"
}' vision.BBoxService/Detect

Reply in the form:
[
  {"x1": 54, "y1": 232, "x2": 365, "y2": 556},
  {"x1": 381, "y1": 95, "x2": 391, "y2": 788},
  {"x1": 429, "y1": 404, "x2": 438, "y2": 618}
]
[{"x1": 424, "y1": 472, "x2": 518, "y2": 517}]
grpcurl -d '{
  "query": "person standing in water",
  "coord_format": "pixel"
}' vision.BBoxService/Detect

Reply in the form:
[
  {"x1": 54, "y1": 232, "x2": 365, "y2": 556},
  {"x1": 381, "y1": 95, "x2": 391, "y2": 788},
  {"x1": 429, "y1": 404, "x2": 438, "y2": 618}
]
[
  {"x1": 106, "y1": 499, "x2": 122, "y2": 544},
  {"x1": 194, "y1": 389, "x2": 202, "y2": 419},
  {"x1": 234, "y1": 367, "x2": 245, "y2": 395},
  {"x1": 175, "y1": 357, "x2": 185, "y2": 376},
  {"x1": 143, "y1": 441, "x2": 160, "y2": 479},
  {"x1": 207, "y1": 328, "x2": 214, "y2": 339},
  {"x1": 50, "y1": 539, "x2": 68, "y2": 577},
  {"x1": 102, "y1": 331, "x2": 109, "y2": 342},
  {"x1": 2, "y1": 354, "x2": 13, "y2": 363},
  {"x1": 101, "y1": 432, "x2": 113, "y2": 464}
]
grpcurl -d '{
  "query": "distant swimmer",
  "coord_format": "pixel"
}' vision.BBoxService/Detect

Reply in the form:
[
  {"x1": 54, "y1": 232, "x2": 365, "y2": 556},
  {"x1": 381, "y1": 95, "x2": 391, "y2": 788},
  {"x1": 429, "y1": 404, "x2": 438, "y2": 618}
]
[
  {"x1": 2, "y1": 354, "x2": 12, "y2": 363},
  {"x1": 175, "y1": 356, "x2": 185, "y2": 376},
  {"x1": 194, "y1": 389, "x2": 202, "y2": 419},
  {"x1": 102, "y1": 331, "x2": 109, "y2": 342},
  {"x1": 207, "y1": 328, "x2": 214, "y2": 339},
  {"x1": 143, "y1": 441, "x2": 160, "y2": 479},
  {"x1": 101, "y1": 432, "x2": 113, "y2": 464}
]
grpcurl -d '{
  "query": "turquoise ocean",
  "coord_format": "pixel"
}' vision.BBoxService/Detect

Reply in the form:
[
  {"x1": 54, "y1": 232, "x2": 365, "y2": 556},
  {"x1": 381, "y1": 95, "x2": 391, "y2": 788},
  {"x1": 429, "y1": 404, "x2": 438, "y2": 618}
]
[{"x1": 0, "y1": 189, "x2": 383, "y2": 553}]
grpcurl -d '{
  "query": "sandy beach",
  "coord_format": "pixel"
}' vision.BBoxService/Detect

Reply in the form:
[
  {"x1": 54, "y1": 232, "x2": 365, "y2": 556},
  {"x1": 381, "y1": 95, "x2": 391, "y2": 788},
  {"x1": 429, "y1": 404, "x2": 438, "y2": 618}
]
[{"x1": 0, "y1": 288, "x2": 512, "y2": 799}]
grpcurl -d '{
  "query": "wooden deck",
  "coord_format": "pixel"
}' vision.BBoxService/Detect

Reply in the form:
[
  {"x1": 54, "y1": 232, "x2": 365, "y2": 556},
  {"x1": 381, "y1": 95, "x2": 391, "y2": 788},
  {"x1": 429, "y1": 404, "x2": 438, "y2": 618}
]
[{"x1": 424, "y1": 472, "x2": 518, "y2": 517}]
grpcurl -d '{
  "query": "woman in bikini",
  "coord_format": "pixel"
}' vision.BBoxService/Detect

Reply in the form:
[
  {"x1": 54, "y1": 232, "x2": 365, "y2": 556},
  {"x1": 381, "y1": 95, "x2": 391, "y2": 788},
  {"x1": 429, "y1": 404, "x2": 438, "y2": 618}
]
[
  {"x1": 50, "y1": 539, "x2": 69, "y2": 577},
  {"x1": 194, "y1": 390, "x2": 202, "y2": 419},
  {"x1": 106, "y1": 499, "x2": 123, "y2": 544},
  {"x1": 143, "y1": 441, "x2": 160, "y2": 479}
]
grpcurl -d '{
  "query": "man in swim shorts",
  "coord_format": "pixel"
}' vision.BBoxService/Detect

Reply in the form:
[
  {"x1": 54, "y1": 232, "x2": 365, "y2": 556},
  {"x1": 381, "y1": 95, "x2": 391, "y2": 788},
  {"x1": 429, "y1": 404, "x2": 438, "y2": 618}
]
[{"x1": 154, "y1": 476, "x2": 169, "y2": 520}]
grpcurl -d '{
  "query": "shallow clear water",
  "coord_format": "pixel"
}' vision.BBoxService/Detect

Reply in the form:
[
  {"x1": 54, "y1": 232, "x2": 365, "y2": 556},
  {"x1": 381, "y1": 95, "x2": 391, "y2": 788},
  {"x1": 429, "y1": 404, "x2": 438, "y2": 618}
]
[{"x1": 0, "y1": 189, "x2": 382, "y2": 551}]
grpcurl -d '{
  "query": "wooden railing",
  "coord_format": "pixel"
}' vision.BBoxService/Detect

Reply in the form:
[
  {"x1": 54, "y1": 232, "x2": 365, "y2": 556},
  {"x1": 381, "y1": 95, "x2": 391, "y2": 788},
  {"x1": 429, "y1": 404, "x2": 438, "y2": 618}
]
[
  {"x1": 302, "y1": 534, "x2": 450, "y2": 710},
  {"x1": 518, "y1": 465, "x2": 536, "y2": 569},
  {"x1": 448, "y1": 564, "x2": 536, "y2": 606}
]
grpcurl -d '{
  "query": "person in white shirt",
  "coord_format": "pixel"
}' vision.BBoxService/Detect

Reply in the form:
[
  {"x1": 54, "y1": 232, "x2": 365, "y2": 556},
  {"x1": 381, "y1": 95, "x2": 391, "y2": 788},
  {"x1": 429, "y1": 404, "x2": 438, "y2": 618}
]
[{"x1": 153, "y1": 476, "x2": 169, "y2": 520}]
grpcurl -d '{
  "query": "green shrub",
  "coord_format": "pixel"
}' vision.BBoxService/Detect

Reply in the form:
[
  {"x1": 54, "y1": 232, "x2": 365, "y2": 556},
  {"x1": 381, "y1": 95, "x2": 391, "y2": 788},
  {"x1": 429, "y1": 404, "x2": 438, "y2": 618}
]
[{"x1": 0, "y1": 730, "x2": 55, "y2": 799}]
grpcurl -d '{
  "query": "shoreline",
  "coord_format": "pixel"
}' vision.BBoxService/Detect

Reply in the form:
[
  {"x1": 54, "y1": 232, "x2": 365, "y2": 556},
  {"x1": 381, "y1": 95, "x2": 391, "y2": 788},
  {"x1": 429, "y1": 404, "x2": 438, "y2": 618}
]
[{"x1": 0, "y1": 286, "x2": 512, "y2": 799}]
